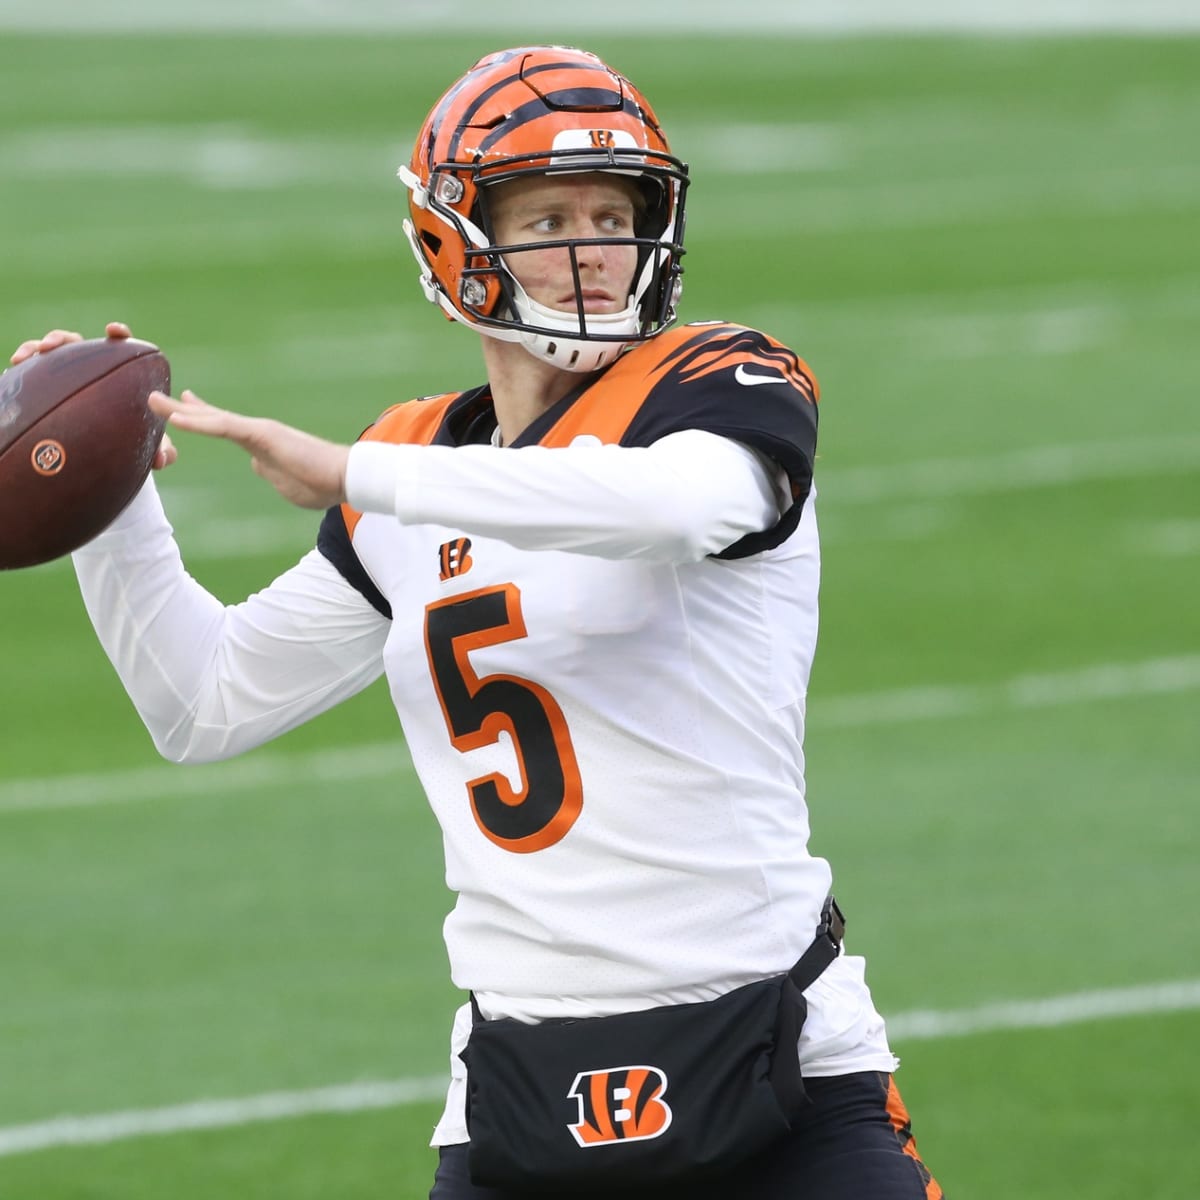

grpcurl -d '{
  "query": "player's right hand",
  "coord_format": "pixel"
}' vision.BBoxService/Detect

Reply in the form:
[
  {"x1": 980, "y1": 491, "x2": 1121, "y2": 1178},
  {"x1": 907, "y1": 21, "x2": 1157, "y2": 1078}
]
[
  {"x1": 148, "y1": 389, "x2": 349, "y2": 508},
  {"x1": 9, "y1": 321, "x2": 132, "y2": 366}
]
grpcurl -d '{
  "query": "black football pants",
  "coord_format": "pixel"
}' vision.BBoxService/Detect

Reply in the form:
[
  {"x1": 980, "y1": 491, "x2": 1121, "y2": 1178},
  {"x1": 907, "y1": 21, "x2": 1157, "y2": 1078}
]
[{"x1": 429, "y1": 1070, "x2": 943, "y2": 1199}]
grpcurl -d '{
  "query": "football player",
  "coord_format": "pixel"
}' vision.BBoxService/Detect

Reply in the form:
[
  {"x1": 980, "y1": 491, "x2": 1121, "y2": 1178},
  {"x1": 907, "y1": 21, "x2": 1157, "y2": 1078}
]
[{"x1": 14, "y1": 46, "x2": 943, "y2": 1200}]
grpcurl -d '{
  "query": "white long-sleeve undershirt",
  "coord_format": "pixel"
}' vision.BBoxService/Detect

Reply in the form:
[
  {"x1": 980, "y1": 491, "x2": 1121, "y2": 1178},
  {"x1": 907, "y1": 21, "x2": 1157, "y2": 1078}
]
[{"x1": 72, "y1": 429, "x2": 781, "y2": 764}]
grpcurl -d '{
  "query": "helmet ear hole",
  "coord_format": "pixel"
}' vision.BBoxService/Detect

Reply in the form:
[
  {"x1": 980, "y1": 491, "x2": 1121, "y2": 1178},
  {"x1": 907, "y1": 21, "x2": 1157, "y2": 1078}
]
[
  {"x1": 633, "y1": 178, "x2": 668, "y2": 237},
  {"x1": 421, "y1": 230, "x2": 443, "y2": 256}
]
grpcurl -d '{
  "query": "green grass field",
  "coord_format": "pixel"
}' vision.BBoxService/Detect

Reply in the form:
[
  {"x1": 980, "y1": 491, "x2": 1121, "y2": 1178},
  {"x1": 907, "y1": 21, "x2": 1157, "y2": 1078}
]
[{"x1": 2, "y1": 25, "x2": 1198, "y2": 1199}]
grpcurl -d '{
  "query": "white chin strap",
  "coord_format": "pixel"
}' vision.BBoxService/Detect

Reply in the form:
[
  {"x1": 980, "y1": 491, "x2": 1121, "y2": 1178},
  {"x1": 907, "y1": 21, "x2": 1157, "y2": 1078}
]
[{"x1": 507, "y1": 282, "x2": 640, "y2": 373}]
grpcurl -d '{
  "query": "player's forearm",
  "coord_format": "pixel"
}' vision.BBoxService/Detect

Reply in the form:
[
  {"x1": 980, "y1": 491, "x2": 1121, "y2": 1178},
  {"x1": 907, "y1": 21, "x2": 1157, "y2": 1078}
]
[
  {"x1": 345, "y1": 429, "x2": 781, "y2": 563},
  {"x1": 71, "y1": 480, "x2": 387, "y2": 763}
]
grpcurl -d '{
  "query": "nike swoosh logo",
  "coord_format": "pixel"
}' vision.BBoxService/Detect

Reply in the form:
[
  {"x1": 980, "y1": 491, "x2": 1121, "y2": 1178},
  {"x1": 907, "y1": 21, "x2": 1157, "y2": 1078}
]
[{"x1": 734, "y1": 364, "x2": 787, "y2": 387}]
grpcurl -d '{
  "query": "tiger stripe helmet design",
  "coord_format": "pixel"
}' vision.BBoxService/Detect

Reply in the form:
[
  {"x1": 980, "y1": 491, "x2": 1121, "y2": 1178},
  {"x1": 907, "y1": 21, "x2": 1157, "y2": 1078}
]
[{"x1": 398, "y1": 46, "x2": 689, "y2": 372}]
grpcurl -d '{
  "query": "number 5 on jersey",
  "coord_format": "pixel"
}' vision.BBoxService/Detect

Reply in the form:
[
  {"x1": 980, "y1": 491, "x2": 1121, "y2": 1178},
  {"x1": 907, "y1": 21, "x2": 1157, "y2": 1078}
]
[{"x1": 424, "y1": 584, "x2": 583, "y2": 853}]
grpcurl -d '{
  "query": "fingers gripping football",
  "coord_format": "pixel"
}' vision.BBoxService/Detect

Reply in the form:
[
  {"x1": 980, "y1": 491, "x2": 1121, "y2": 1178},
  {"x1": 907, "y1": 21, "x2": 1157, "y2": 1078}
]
[
  {"x1": 9, "y1": 323, "x2": 131, "y2": 367},
  {"x1": 147, "y1": 389, "x2": 350, "y2": 510},
  {"x1": 9, "y1": 324, "x2": 174, "y2": 472}
]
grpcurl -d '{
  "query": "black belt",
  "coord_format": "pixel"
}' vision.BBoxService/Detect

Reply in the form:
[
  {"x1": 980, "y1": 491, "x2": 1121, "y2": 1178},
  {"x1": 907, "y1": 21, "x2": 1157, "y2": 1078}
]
[{"x1": 788, "y1": 894, "x2": 845, "y2": 992}]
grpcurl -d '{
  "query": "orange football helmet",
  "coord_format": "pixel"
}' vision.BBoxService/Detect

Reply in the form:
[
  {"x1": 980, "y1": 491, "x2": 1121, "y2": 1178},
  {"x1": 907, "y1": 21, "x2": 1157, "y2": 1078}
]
[{"x1": 398, "y1": 46, "x2": 688, "y2": 372}]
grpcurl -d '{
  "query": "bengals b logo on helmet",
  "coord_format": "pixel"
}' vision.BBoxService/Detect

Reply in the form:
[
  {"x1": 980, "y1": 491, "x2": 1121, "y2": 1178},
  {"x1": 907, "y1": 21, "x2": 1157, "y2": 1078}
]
[{"x1": 567, "y1": 1065, "x2": 672, "y2": 1147}]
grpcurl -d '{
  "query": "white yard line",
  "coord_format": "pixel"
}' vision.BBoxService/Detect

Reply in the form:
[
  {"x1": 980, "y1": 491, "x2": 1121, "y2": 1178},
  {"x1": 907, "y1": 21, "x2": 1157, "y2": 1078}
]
[
  {"x1": 815, "y1": 654, "x2": 1200, "y2": 729},
  {"x1": 1129, "y1": 517, "x2": 1200, "y2": 559},
  {"x1": 886, "y1": 978, "x2": 1200, "y2": 1040},
  {"x1": 2, "y1": 653, "x2": 1196, "y2": 815},
  {"x1": 0, "y1": 978, "x2": 1196, "y2": 1158},
  {"x1": 0, "y1": 121, "x2": 841, "y2": 190},
  {"x1": 0, "y1": 743, "x2": 413, "y2": 815},
  {"x1": 0, "y1": 126, "x2": 398, "y2": 190},
  {"x1": 821, "y1": 433, "x2": 1200, "y2": 504},
  {"x1": 0, "y1": 1077, "x2": 449, "y2": 1159},
  {"x1": 1, "y1": 0, "x2": 1199, "y2": 33}
]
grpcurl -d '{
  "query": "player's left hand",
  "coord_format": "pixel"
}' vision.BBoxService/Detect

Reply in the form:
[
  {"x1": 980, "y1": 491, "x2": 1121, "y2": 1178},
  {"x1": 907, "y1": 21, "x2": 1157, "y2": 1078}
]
[{"x1": 148, "y1": 389, "x2": 349, "y2": 510}]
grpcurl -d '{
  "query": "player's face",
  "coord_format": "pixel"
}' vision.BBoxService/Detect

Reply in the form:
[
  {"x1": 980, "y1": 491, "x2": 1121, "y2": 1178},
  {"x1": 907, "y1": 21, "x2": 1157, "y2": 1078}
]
[{"x1": 488, "y1": 174, "x2": 641, "y2": 316}]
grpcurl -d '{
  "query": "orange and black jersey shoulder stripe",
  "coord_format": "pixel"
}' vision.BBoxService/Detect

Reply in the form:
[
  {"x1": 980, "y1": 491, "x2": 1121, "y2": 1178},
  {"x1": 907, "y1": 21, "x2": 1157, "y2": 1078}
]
[
  {"x1": 531, "y1": 321, "x2": 819, "y2": 559},
  {"x1": 317, "y1": 322, "x2": 819, "y2": 609},
  {"x1": 533, "y1": 320, "x2": 817, "y2": 453}
]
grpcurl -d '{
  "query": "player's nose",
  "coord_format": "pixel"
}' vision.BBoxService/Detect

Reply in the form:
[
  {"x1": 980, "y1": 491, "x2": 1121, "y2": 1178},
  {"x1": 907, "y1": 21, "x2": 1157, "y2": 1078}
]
[{"x1": 571, "y1": 228, "x2": 610, "y2": 269}]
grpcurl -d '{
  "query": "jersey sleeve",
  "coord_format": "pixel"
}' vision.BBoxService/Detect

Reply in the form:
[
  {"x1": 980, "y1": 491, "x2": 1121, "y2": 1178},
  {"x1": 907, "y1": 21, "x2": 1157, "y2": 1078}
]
[
  {"x1": 620, "y1": 325, "x2": 819, "y2": 558},
  {"x1": 318, "y1": 504, "x2": 393, "y2": 619},
  {"x1": 344, "y1": 430, "x2": 779, "y2": 566},
  {"x1": 72, "y1": 478, "x2": 390, "y2": 764}
]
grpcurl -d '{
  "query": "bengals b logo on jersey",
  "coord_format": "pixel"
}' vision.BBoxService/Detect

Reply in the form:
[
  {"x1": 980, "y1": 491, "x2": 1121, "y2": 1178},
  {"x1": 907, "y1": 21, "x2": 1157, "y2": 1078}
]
[
  {"x1": 438, "y1": 537, "x2": 473, "y2": 581},
  {"x1": 567, "y1": 1065, "x2": 672, "y2": 1147}
]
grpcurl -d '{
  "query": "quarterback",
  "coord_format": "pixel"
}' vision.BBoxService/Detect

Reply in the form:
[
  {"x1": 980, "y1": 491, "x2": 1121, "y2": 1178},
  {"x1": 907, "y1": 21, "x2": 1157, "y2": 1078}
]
[{"x1": 13, "y1": 46, "x2": 943, "y2": 1199}]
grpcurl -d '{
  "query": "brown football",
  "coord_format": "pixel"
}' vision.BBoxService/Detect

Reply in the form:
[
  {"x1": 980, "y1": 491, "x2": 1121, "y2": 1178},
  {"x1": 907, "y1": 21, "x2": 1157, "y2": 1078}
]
[{"x1": 0, "y1": 337, "x2": 169, "y2": 569}]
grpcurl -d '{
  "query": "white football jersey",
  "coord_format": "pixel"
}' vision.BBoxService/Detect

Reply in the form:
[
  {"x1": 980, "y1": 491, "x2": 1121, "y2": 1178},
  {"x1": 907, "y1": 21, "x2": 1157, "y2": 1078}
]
[
  {"x1": 73, "y1": 321, "x2": 897, "y2": 1149},
  {"x1": 322, "y1": 322, "x2": 835, "y2": 1006}
]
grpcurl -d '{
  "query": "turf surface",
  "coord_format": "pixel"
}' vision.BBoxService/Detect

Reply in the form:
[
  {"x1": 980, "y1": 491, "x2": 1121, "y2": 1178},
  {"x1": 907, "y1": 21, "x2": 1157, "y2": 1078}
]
[{"x1": 1, "y1": 28, "x2": 1198, "y2": 1199}]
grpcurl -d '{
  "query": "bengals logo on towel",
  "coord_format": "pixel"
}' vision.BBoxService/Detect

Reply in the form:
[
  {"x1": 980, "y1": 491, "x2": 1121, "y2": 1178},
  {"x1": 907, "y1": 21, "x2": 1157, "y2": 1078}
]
[{"x1": 568, "y1": 1066, "x2": 672, "y2": 1147}]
